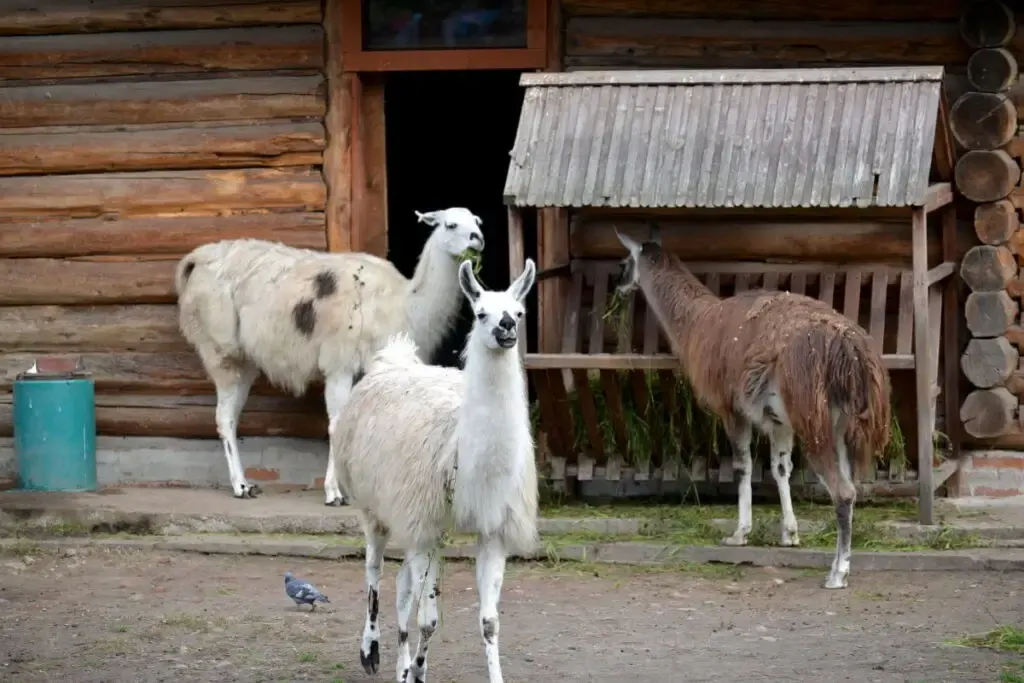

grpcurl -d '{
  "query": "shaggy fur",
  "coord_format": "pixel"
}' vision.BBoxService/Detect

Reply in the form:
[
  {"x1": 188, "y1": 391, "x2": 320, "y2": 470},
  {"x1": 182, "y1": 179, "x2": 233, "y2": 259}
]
[
  {"x1": 616, "y1": 230, "x2": 890, "y2": 590},
  {"x1": 329, "y1": 260, "x2": 538, "y2": 683},
  {"x1": 174, "y1": 207, "x2": 484, "y2": 503}
]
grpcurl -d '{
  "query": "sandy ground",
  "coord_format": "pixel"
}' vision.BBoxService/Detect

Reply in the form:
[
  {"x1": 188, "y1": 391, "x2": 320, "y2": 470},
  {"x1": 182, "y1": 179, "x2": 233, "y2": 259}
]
[{"x1": 0, "y1": 545, "x2": 1019, "y2": 682}]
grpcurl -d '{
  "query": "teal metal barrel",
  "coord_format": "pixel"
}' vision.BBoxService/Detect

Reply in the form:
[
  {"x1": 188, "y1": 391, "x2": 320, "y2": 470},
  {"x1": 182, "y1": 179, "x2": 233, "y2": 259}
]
[{"x1": 13, "y1": 373, "x2": 97, "y2": 492}]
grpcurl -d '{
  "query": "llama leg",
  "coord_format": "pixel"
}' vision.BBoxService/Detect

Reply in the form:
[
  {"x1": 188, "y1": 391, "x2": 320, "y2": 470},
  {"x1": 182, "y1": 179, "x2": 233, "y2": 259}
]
[
  {"x1": 360, "y1": 521, "x2": 389, "y2": 674},
  {"x1": 721, "y1": 419, "x2": 754, "y2": 546},
  {"x1": 769, "y1": 428, "x2": 800, "y2": 546},
  {"x1": 394, "y1": 557, "x2": 415, "y2": 683},
  {"x1": 213, "y1": 363, "x2": 260, "y2": 499},
  {"x1": 824, "y1": 439, "x2": 856, "y2": 590},
  {"x1": 409, "y1": 552, "x2": 440, "y2": 683},
  {"x1": 476, "y1": 534, "x2": 507, "y2": 683},
  {"x1": 323, "y1": 371, "x2": 355, "y2": 506}
]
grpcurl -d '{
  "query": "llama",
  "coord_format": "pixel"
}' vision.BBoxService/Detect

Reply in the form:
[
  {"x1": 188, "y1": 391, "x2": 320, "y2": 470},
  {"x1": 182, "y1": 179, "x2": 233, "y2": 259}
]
[
  {"x1": 174, "y1": 207, "x2": 484, "y2": 505},
  {"x1": 328, "y1": 259, "x2": 538, "y2": 683},
  {"x1": 614, "y1": 229, "x2": 890, "y2": 590}
]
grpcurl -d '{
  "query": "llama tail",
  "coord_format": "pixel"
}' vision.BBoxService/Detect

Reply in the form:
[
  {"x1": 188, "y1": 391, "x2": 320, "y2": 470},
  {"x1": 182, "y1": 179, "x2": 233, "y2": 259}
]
[
  {"x1": 370, "y1": 332, "x2": 423, "y2": 370},
  {"x1": 779, "y1": 325, "x2": 891, "y2": 483}
]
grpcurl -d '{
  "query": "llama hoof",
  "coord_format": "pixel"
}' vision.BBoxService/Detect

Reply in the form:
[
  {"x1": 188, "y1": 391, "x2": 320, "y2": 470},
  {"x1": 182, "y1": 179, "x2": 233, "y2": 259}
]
[
  {"x1": 360, "y1": 640, "x2": 380, "y2": 675},
  {"x1": 324, "y1": 497, "x2": 347, "y2": 507},
  {"x1": 234, "y1": 484, "x2": 261, "y2": 499},
  {"x1": 823, "y1": 573, "x2": 848, "y2": 590},
  {"x1": 720, "y1": 532, "x2": 748, "y2": 547},
  {"x1": 780, "y1": 532, "x2": 800, "y2": 547}
]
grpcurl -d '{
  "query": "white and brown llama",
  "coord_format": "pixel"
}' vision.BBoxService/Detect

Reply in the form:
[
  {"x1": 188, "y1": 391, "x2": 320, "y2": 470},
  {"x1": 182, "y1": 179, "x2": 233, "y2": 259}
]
[
  {"x1": 615, "y1": 228, "x2": 890, "y2": 589},
  {"x1": 327, "y1": 259, "x2": 538, "y2": 683},
  {"x1": 174, "y1": 208, "x2": 484, "y2": 505}
]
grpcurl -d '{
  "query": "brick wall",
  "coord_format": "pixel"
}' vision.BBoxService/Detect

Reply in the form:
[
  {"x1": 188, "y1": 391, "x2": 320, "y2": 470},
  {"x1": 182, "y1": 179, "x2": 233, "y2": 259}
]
[{"x1": 955, "y1": 451, "x2": 1024, "y2": 499}]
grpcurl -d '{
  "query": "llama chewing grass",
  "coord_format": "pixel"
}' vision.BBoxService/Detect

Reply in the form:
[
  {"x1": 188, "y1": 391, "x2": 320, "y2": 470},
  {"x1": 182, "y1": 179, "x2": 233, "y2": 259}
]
[
  {"x1": 614, "y1": 228, "x2": 890, "y2": 590},
  {"x1": 328, "y1": 259, "x2": 538, "y2": 683},
  {"x1": 174, "y1": 207, "x2": 484, "y2": 505}
]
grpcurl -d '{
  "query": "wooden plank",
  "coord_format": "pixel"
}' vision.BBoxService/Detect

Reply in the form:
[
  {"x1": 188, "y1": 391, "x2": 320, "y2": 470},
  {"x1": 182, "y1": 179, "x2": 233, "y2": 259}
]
[
  {"x1": 762, "y1": 271, "x2": 780, "y2": 291},
  {"x1": 0, "y1": 212, "x2": 326, "y2": 258},
  {"x1": 941, "y1": 205, "x2": 962, "y2": 462},
  {"x1": 599, "y1": 370, "x2": 628, "y2": 462},
  {"x1": 818, "y1": 271, "x2": 836, "y2": 307},
  {"x1": 563, "y1": 270, "x2": 586, "y2": 353},
  {"x1": 0, "y1": 76, "x2": 325, "y2": 128},
  {"x1": 896, "y1": 272, "x2": 915, "y2": 355},
  {"x1": 561, "y1": 0, "x2": 964, "y2": 22},
  {"x1": 0, "y1": 393, "x2": 326, "y2": 440},
  {"x1": 509, "y1": 208, "x2": 528, "y2": 362},
  {"x1": 572, "y1": 368, "x2": 607, "y2": 459},
  {"x1": 615, "y1": 291, "x2": 637, "y2": 353},
  {"x1": 0, "y1": 121, "x2": 325, "y2": 176},
  {"x1": 587, "y1": 263, "x2": 611, "y2": 353},
  {"x1": 912, "y1": 207, "x2": 934, "y2": 524},
  {"x1": 322, "y1": 0, "x2": 350, "y2": 253},
  {"x1": 734, "y1": 273, "x2": 751, "y2": 293},
  {"x1": 530, "y1": 370, "x2": 568, "y2": 459},
  {"x1": 358, "y1": 77, "x2": 388, "y2": 258},
  {"x1": 0, "y1": 258, "x2": 177, "y2": 305},
  {"x1": 0, "y1": 0, "x2": 322, "y2": 35},
  {"x1": 0, "y1": 26, "x2": 323, "y2": 80},
  {"x1": 545, "y1": 369, "x2": 578, "y2": 470},
  {"x1": 628, "y1": 369, "x2": 658, "y2": 465},
  {"x1": 0, "y1": 304, "x2": 185, "y2": 352},
  {"x1": 842, "y1": 270, "x2": 863, "y2": 327},
  {"x1": 525, "y1": 353, "x2": 679, "y2": 370},
  {"x1": 538, "y1": 208, "x2": 571, "y2": 352},
  {"x1": 705, "y1": 272, "x2": 721, "y2": 296},
  {"x1": 641, "y1": 297, "x2": 661, "y2": 354},
  {"x1": 789, "y1": 272, "x2": 807, "y2": 296},
  {"x1": 868, "y1": 270, "x2": 889, "y2": 355},
  {"x1": 0, "y1": 168, "x2": 326, "y2": 219}
]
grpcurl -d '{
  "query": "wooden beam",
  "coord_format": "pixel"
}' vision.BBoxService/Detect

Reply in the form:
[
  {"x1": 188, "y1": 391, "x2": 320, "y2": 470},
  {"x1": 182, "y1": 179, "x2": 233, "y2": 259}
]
[
  {"x1": 912, "y1": 206, "x2": 934, "y2": 525},
  {"x1": 509, "y1": 207, "x2": 527, "y2": 360},
  {"x1": 359, "y1": 76, "x2": 388, "y2": 258},
  {"x1": 924, "y1": 182, "x2": 953, "y2": 213},
  {"x1": 941, "y1": 204, "x2": 962, "y2": 480},
  {"x1": 525, "y1": 353, "x2": 679, "y2": 371},
  {"x1": 349, "y1": 75, "x2": 366, "y2": 253},
  {"x1": 926, "y1": 261, "x2": 956, "y2": 286},
  {"x1": 322, "y1": 0, "x2": 351, "y2": 253},
  {"x1": 932, "y1": 91, "x2": 955, "y2": 181}
]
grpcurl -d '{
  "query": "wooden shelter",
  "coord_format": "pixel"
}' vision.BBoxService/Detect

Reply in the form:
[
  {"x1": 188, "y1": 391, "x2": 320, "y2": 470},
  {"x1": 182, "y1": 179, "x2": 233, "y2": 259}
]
[{"x1": 504, "y1": 67, "x2": 958, "y2": 523}]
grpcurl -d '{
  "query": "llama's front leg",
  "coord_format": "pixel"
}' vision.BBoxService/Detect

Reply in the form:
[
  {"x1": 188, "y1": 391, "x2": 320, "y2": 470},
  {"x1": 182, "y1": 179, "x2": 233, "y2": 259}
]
[
  {"x1": 323, "y1": 371, "x2": 355, "y2": 506},
  {"x1": 721, "y1": 419, "x2": 754, "y2": 546},
  {"x1": 213, "y1": 364, "x2": 260, "y2": 499},
  {"x1": 361, "y1": 522, "x2": 389, "y2": 674},
  {"x1": 476, "y1": 534, "x2": 507, "y2": 683},
  {"x1": 769, "y1": 427, "x2": 800, "y2": 546},
  {"x1": 408, "y1": 552, "x2": 440, "y2": 683}
]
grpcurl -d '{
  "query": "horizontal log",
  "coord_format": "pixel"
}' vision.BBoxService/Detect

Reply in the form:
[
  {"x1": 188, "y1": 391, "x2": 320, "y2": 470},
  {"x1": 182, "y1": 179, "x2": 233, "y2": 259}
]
[
  {"x1": 0, "y1": 75, "x2": 324, "y2": 128},
  {"x1": 956, "y1": 149, "x2": 1020, "y2": 203},
  {"x1": 960, "y1": 386, "x2": 1016, "y2": 439},
  {"x1": 0, "y1": 394, "x2": 327, "y2": 439},
  {"x1": 0, "y1": 258, "x2": 176, "y2": 305},
  {"x1": 960, "y1": 244, "x2": 1018, "y2": 292},
  {"x1": 966, "y1": 47, "x2": 1019, "y2": 93},
  {"x1": 0, "y1": 167, "x2": 326, "y2": 219},
  {"x1": 961, "y1": 336, "x2": 1018, "y2": 388},
  {"x1": 565, "y1": 18, "x2": 973, "y2": 68},
  {"x1": 0, "y1": 0, "x2": 322, "y2": 35},
  {"x1": 949, "y1": 91, "x2": 1017, "y2": 151},
  {"x1": 1, "y1": 212, "x2": 326, "y2": 258},
  {"x1": 561, "y1": 0, "x2": 964, "y2": 22},
  {"x1": 965, "y1": 290, "x2": 1018, "y2": 337},
  {"x1": 0, "y1": 304, "x2": 185, "y2": 352},
  {"x1": 960, "y1": 0, "x2": 1016, "y2": 49},
  {"x1": 974, "y1": 199, "x2": 1018, "y2": 245},
  {"x1": 0, "y1": 26, "x2": 323, "y2": 80},
  {"x1": 572, "y1": 219, "x2": 948, "y2": 262},
  {"x1": 0, "y1": 121, "x2": 325, "y2": 175}
]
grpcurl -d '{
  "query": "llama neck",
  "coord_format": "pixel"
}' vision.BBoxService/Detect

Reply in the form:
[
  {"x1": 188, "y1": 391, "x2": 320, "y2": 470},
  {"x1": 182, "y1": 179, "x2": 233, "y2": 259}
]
[
  {"x1": 459, "y1": 335, "x2": 530, "y2": 469},
  {"x1": 404, "y1": 238, "x2": 463, "y2": 361},
  {"x1": 639, "y1": 259, "x2": 718, "y2": 356}
]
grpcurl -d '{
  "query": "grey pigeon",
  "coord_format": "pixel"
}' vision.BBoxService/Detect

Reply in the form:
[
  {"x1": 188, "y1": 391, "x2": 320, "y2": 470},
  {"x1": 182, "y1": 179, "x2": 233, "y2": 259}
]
[{"x1": 284, "y1": 571, "x2": 330, "y2": 612}]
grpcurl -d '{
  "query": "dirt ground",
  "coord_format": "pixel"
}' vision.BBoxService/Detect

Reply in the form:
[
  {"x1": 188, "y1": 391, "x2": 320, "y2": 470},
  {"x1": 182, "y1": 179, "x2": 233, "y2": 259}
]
[{"x1": 0, "y1": 546, "x2": 1019, "y2": 683}]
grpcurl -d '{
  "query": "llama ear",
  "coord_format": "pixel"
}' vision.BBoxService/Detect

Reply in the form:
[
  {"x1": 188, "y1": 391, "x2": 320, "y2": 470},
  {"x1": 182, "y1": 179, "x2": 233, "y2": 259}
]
[
  {"x1": 415, "y1": 210, "x2": 440, "y2": 227},
  {"x1": 458, "y1": 260, "x2": 483, "y2": 303},
  {"x1": 615, "y1": 228, "x2": 642, "y2": 257},
  {"x1": 474, "y1": 214, "x2": 482, "y2": 227},
  {"x1": 508, "y1": 258, "x2": 537, "y2": 302}
]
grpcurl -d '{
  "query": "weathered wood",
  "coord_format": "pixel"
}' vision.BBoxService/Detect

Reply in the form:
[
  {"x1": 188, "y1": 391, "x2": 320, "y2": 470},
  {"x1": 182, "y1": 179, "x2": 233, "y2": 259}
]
[
  {"x1": 974, "y1": 199, "x2": 1018, "y2": 245},
  {"x1": 959, "y1": 245, "x2": 1018, "y2": 292},
  {"x1": 955, "y1": 149, "x2": 1020, "y2": 203},
  {"x1": 0, "y1": 168, "x2": 325, "y2": 219},
  {"x1": 961, "y1": 336, "x2": 1018, "y2": 388},
  {"x1": 573, "y1": 219, "x2": 946, "y2": 262},
  {"x1": 967, "y1": 47, "x2": 1019, "y2": 93},
  {"x1": 0, "y1": 26, "x2": 323, "y2": 80},
  {"x1": 539, "y1": 209, "x2": 571, "y2": 352},
  {"x1": 0, "y1": 259, "x2": 176, "y2": 306},
  {"x1": 949, "y1": 92, "x2": 1017, "y2": 151},
  {"x1": 0, "y1": 394, "x2": 326, "y2": 440},
  {"x1": 960, "y1": 0, "x2": 1016, "y2": 49},
  {"x1": 911, "y1": 206, "x2": 934, "y2": 525},
  {"x1": 359, "y1": 78, "x2": 388, "y2": 258},
  {"x1": 0, "y1": 121, "x2": 325, "y2": 176},
  {"x1": 562, "y1": 0, "x2": 963, "y2": 22},
  {"x1": 0, "y1": 305, "x2": 185, "y2": 352},
  {"x1": 565, "y1": 17, "x2": 972, "y2": 68},
  {"x1": 960, "y1": 386, "x2": 1016, "y2": 438},
  {"x1": 964, "y1": 290, "x2": 1019, "y2": 337},
  {"x1": 0, "y1": 212, "x2": 326, "y2": 258},
  {"x1": 0, "y1": 76, "x2": 325, "y2": 128},
  {"x1": 0, "y1": 0, "x2": 322, "y2": 35},
  {"x1": 322, "y1": 0, "x2": 351, "y2": 253}
]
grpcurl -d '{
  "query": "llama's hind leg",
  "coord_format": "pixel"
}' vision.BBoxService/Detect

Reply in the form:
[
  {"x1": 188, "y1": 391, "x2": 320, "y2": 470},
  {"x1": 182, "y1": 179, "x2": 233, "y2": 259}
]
[
  {"x1": 394, "y1": 557, "x2": 415, "y2": 682},
  {"x1": 323, "y1": 370, "x2": 355, "y2": 506},
  {"x1": 211, "y1": 362, "x2": 260, "y2": 499},
  {"x1": 721, "y1": 418, "x2": 754, "y2": 546},
  {"x1": 769, "y1": 427, "x2": 800, "y2": 546},
  {"x1": 824, "y1": 438, "x2": 856, "y2": 590},
  {"x1": 360, "y1": 520, "x2": 389, "y2": 674},
  {"x1": 476, "y1": 534, "x2": 507, "y2": 683},
  {"x1": 408, "y1": 552, "x2": 440, "y2": 683}
]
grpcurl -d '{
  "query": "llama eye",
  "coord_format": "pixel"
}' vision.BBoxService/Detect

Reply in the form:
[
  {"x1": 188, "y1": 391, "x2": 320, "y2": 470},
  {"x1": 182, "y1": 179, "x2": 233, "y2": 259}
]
[
  {"x1": 516, "y1": 311, "x2": 523, "y2": 318},
  {"x1": 476, "y1": 312, "x2": 487, "y2": 321},
  {"x1": 446, "y1": 223, "x2": 456, "y2": 230}
]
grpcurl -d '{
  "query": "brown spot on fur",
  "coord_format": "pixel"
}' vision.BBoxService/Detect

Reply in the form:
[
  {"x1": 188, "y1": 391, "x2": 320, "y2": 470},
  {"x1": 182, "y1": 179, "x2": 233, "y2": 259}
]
[
  {"x1": 292, "y1": 299, "x2": 316, "y2": 337},
  {"x1": 313, "y1": 270, "x2": 337, "y2": 299}
]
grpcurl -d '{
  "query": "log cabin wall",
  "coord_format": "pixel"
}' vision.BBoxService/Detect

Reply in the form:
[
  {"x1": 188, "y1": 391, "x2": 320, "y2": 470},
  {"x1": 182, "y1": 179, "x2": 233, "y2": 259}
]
[{"x1": 0, "y1": 0, "x2": 332, "y2": 442}]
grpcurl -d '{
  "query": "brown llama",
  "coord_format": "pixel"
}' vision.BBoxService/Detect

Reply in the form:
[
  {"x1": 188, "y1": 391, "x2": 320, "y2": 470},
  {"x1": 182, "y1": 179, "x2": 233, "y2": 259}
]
[{"x1": 614, "y1": 229, "x2": 891, "y2": 589}]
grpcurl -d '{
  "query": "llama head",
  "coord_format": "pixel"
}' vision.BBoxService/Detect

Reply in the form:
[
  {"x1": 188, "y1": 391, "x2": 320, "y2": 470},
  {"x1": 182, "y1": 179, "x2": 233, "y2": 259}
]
[
  {"x1": 459, "y1": 258, "x2": 536, "y2": 350},
  {"x1": 415, "y1": 207, "x2": 485, "y2": 257},
  {"x1": 614, "y1": 226, "x2": 662, "y2": 294}
]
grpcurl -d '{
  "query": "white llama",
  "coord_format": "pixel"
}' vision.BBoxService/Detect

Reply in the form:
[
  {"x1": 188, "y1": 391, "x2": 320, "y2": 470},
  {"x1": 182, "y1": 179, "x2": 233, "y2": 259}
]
[
  {"x1": 174, "y1": 207, "x2": 484, "y2": 505},
  {"x1": 328, "y1": 258, "x2": 538, "y2": 683}
]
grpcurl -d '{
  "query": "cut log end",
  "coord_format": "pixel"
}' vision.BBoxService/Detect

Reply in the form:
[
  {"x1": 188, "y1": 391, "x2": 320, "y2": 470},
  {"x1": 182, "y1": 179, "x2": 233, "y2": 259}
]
[
  {"x1": 965, "y1": 290, "x2": 1019, "y2": 337},
  {"x1": 967, "y1": 47, "x2": 1020, "y2": 93},
  {"x1": 960, "y1": 0, "x2": 1016, "y2": 49},
  {"x1": 955, "y1": 149, "x2": 1020, "y2": 203},
  {"x1": 960, "y1": 386, "x2": 1017, "y2": 438},
  {"x1": 960, "y1": 244, "x2": 1018, "y2": 292},
  {"x1": 949, "y1": 92, "x2": 1017, "y2": 151},
  {"x1": 961, "y1": 336, "x2": 1019, "y2": 388},
  {"x1": 974, "y1": 199, "x2": 1019, "y2": 245}
]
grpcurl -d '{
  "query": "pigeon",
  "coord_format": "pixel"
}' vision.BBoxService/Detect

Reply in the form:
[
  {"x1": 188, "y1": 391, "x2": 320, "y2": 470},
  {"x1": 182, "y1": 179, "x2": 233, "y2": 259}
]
[{"x1": 284, "y1": 572, "x2": 330, "y2": 612}]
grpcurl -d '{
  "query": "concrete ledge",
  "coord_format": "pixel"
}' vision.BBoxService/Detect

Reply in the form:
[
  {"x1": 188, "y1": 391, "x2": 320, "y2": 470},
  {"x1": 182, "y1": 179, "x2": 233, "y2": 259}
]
[{"x1": 4, "y1": 535, "x2": 1024, "y2": 573}]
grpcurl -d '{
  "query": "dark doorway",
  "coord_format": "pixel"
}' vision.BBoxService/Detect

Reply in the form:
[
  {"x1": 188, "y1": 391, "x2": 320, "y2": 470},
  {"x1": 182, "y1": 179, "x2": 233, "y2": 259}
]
[{"x1": 383, "y1": 69, "x2": 536, "y2": 367}]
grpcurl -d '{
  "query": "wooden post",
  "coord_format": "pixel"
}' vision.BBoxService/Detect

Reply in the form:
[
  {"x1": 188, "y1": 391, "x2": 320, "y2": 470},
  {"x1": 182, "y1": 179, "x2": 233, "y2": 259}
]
[
  {"x1": 508, "y1": 206, "x2": 526, "y2": 360},
  {"x1": 912, "y1": 207, "x2": 934, "y2": 525},
  {"x1": 322, "y1": 0, "x2": 351, "y2": 252},
  {"x1": 941, "y1": 205, "x2": 962, "y2": 484}
]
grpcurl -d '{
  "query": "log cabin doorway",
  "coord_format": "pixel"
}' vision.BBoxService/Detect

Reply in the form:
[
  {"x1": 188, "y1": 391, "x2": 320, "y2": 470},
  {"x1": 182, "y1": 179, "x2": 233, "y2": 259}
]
[{"x1": 383, "y1": 69, "x2": 535, "y2": 367}]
